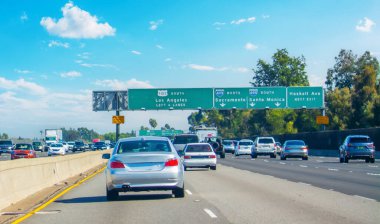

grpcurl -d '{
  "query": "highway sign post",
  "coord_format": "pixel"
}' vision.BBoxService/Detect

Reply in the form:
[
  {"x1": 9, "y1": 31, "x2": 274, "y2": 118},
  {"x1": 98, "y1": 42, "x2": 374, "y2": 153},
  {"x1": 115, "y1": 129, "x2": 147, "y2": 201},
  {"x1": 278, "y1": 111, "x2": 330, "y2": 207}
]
[
  {"x1": 214, "y1": 87, "x2": 286, "y2": 109},
  {"x1": 287, "y1": 87, "x2": 324, "y2": 109},
  {"x1": 128, "y1": 88, "x2": 214, "y2": 110}
]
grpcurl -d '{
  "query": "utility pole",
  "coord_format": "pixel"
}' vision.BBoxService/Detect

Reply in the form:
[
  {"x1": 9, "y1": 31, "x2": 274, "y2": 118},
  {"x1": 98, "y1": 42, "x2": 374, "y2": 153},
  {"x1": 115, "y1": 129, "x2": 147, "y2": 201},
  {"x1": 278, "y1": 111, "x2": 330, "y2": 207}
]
[{"x1": 116, "y1": 92, "x2": 120, "y2": 142}]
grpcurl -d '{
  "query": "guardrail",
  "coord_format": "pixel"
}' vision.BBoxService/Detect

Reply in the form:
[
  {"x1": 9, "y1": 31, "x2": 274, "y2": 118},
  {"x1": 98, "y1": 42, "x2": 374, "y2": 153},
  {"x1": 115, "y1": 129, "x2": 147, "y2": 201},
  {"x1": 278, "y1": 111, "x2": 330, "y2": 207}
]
[{"x1": 0, "y1": 150, "x2": 109, "y2": 211}]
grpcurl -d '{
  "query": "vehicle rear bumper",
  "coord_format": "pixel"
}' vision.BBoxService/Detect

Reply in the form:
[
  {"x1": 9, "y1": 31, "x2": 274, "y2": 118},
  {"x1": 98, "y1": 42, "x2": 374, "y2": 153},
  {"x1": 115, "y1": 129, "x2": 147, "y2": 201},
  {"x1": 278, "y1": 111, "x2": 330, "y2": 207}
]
[
  {"x1": 184, "y1": 159, "x2": 216, "y2": 167},
  {"x1": 236, "y1": 149, "x2": 251, "y2": 155},
  {"x1": 282, "y1": 152, "x2": 308, "y2": 158},
  {"x1": 253, "y1": 150, "x2": 276, "y2": 155}
]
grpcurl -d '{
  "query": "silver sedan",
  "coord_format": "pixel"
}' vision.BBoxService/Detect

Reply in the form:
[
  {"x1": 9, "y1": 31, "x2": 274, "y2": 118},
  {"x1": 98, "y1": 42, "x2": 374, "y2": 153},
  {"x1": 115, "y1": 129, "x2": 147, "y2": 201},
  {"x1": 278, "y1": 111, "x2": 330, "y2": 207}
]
[
  {"x1": 102, "y1": 136, "x2": 185, "y2": 200},
  {"x1": 183, "y1": 143, "x2": 217, "y2": 170}
]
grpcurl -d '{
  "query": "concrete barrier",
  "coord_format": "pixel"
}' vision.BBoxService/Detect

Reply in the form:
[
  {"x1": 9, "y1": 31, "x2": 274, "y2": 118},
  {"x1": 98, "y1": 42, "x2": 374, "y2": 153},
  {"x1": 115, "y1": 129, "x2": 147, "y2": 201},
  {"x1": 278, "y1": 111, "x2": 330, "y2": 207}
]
[{"x1": 0, "y1": 150, "x2": 109, "y2": 211}]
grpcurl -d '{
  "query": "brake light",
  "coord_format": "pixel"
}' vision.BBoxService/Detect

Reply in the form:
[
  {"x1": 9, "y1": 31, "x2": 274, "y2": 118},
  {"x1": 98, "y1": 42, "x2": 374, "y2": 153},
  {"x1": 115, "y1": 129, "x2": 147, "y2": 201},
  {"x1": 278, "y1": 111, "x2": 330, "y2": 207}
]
[
  {"x1": 301, "y1": 146, "x2": 308, "y2": 151},
  {"x1": 285, "y1": 147, "x2": 290, "y2": 151},
  {"x1": 110, "y1": 161, "x2": 125, "y2": 169},
  {"x1": 274, "y1": 143, "x2": 277, "y2": 147},
  {"x1": 209, "y1": 155, "x2": 216, "y2": 158},
  {"x1": 347, "y1": 143, "x2": 352, "y2": 147},
  {"x1": 367, "y1": 143, "x2": 374, "y2": 148},
  {"x1": 165, "y1": 158, "x2": 178, "y2": 167},
  {"x1": 184, "y1": 155, "x2": 191, "y2": 159}
]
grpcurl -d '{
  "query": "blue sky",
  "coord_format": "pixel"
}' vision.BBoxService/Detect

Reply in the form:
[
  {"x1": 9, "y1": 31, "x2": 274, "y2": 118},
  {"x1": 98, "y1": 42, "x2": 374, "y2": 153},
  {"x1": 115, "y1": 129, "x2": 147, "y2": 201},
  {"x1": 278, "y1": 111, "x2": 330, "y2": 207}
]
[{"x1": 0, "y1": 0, "x2": 379, "y2": 138}]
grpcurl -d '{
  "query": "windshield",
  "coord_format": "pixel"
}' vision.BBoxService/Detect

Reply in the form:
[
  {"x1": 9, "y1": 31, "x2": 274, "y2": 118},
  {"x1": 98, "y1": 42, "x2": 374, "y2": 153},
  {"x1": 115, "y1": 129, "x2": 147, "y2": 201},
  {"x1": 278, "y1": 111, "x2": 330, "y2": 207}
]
[
  {"x1": 286, "y1": 141, "x2": 305, "y2": 146},
  {"x1": 185, "y1": 144, "x2": 212, "y2": 152},
  {"x1": 51, "y1": 144, "x2": 63, "y2": 147},
  {"x1": 32, "y1": 142, "x2": 42, "y2": 146},
  {"x1": 45, "y1": 137, "x2": 56, "y2": 141},
  {"x1": 95, "y1": 142, "x2": 106, "y2": 146},
  {"x1": 116, "y1": 140, "x2": 171, "y2": 154},
  {"x1": 349, "y1": 137, "x2": 372, "y2": 143},
  {"x1": 173, "y1": 136, "x2": 199, "y2": 144},
  {"x1": 0, "y1": 141, "x2": 12, "y2": 145},
  {"x1": 14, "y1": 144, "x2": 33, "y2": 150},
  {"x1": 223, "y1": 140, "x2": 233, "y2": 146},
  {"x1": 258, "y1": 138, "x2": 274, "y2": 144},
  {"x1": 75, "y1": 141, "x2": 84, "y2": 145},
  {"x1": 240, "y1": 141, "x2": 253, "y2": 146}
]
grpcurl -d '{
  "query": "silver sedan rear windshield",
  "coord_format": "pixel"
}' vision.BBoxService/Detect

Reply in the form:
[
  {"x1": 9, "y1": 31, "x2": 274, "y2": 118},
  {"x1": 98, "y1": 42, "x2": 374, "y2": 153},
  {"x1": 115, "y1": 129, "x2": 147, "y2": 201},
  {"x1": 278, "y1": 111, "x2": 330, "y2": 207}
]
[
  {"x1": 258, "y1": 139, "x2": 274, "y2": 144},
  {"x1": 116, "y1": 140, "x2": 171, "y2": 154},
  {"x1": 186, "y1": 145, "x2": 212, "y2": 152},
  {"x1": 240, "y1": 141, "x2": 253, "y2": 145}
]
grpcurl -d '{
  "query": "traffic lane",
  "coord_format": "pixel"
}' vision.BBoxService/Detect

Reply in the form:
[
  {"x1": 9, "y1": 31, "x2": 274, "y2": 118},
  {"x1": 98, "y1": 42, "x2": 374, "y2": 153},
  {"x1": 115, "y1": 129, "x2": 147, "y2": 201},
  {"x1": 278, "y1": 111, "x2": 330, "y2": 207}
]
[
  {"x1": 220, "y1": 154, "x2": 380, "y2": 201},
  {"x1": 24, "y1": 170, "x2": 229, "y2": 224},
  {"x1": 185, "y1": 164, "x2": 380, "y2": 224}
]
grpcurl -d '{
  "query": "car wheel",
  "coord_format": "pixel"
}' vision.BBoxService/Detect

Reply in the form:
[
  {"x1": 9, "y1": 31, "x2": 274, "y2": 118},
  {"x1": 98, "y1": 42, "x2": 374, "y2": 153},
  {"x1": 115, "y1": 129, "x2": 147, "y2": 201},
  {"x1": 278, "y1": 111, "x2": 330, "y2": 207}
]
[
  {"x1": 370, "y1": 158, "x2": 375, "y2": 163},
  {"x1": 210, "y1": 166, "x2": 216, "y2": 170},
  {"x1": 184, "y1": 166, "x2": 188, "y2": 171},
  {"x1": 220, "y1": 153, "x2": 225, "y2": 159},
  {"x1": 365, "y1": 158, "x2": 370, "y2": 163},
  {"x1": 106, "y1": 188, "x2": 118, "y2": 201},
  {"x1": 302, "y1": 156, "x2": 308, "y2": 160},
  {"x1": 344, "y1": 156, "x2": 349, "y2": 163},
  {"x1": 339, "y1": 157, "x2": 344, "y2": 163},
  {"x1": 173, "y1": 184, "x2": 185, "y2": 198},
  {"x1": 281, "y1": 156, "x2": 286, "y2": 160},
  {"x1": 270, "y1": 154, "x2": 276, "y2": 158}
]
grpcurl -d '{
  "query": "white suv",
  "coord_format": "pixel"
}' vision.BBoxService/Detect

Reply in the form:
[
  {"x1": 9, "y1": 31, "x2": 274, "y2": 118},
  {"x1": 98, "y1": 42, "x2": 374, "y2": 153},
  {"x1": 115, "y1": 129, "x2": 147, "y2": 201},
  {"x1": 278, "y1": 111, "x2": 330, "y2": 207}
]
[{"x1": 251, "y1": 137, "x2": 276, "y2": 158}]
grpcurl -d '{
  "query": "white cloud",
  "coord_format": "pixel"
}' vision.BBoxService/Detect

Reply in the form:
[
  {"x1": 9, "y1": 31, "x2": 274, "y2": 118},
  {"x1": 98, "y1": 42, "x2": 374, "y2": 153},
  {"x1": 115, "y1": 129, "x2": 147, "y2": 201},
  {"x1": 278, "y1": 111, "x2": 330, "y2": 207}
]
[
  {"x1": 149, "y1": 19, "x2": 163, "y2": 30},
  {"x1": 262, "y1": 15, "x2": 270, "y2": 19},
  {"x1": 188, "y1": 64, "x2": 217, "y2": 71},
  {"x1": 14, "y1": 69, "x2": 32, "y2": 74},
  {"x1": 231, "y1": 17, "x2": 256, "y2": 25},
  {"x1": 165, "y1": 58, "x2": 172, "y2": 62},
  {"x1": 234, "y1": 67, "x2": 250, "y2": 73},
  {"x1": 40, "y1": 1, "x2": 116, "y2": 39},
  {"x1": 131, "y1": 50, "x2": 142, "y2": 55},
  {"x1": 0, "y1": 77, "x2": 47, "y2": 95},
  {"x1": 94, "y1": 78, "x2": 153, "y2": 90},
  {"x1": 356, "y1": 17, "x2": 375, "y2": 32},
  {"x1": 48, "y1": 40, "x2": 70, "y2": 48},
  {"x1": 20, "y1": 12, "x2": 28, "y2": 22},
  {"x1": 78, "y1": 52, "x2": 90, "y2": 59},
  {"x1": 156, "y1": 45, "x2": 163, "y2": 49},
  {"x1": 80, "y1": 63, "x2": 116, "y2": 69},
  {"x1": 60, "y1": 71, "x2": 82, "y2": 78},
  {"x1": 186, "y1": 64, "x2": 249, "y2": 73},
  {"x1": 245, "y1": 42, "x2": 258, "y2": 51}
]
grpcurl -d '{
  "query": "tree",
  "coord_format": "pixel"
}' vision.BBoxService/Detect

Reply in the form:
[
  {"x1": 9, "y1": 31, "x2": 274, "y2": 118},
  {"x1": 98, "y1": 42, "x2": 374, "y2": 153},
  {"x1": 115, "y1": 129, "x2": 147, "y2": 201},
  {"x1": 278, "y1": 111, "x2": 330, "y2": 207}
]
[
  {"x1": 325, "y1": 88, "x2": 352, "y2": 130},
  {"x1": 149, "y1": 118, "x2": 158, "y2": 129},
  {"x1": 325, "y1": 49, "x2": 357, "y2": 91},
  {"x1": 164, "y1": 124, "x2": 171, "y2": 130},
  {"x1": 0, "y1": 133, "x2": 9, "y2": 139},
  {"x1": 251, "y1": 49, "x2": 309, "y2": 87}
]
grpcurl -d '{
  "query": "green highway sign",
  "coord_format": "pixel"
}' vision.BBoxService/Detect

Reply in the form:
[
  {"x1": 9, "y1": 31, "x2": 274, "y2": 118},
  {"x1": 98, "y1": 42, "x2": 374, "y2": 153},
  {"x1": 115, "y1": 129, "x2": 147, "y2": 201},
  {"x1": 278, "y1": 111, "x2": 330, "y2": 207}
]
[
  {"x1": 214, "y1": 87, "x2": 287, "y2": 109},
  {"x1": 287, "y1": 86, "x2": 324, "y2": 109},
  {"x1": 128, "y1": 88, "x2": 214, "y2": 110},
  {"x1": 139, "y1": 129, "x2": 184, "y2": 136}
]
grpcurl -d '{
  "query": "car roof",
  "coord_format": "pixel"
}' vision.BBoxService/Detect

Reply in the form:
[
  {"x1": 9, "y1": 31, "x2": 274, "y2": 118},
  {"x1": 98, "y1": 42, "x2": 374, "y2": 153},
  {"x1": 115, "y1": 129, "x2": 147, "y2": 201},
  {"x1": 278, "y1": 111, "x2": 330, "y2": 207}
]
[
  {"x1": 257, "y1": 137, "x2": 274, "y2": 139},
  {"x1": 186, "y1": 143, "x2": 211, "y2": 145},
  {"x1": 239, "y1": 139, "x2": 253, "y2": 142},
  {"x1": 347, "y1": 135, "x2": 370, "y2": 138},
  {"x1": 118, "y1": 136, "x2": 170, "y2": 142}
]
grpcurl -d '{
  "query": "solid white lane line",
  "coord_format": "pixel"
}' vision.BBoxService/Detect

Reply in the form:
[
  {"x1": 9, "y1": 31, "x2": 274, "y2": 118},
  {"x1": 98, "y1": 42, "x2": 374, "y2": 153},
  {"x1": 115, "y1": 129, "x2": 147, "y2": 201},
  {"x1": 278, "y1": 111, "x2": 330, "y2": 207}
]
[
  {"x1": 299, "y1": 165, "x2": 308, "y2": 168},
  {"x1": 319, "y1": 157, "x2": 325, "y2": 159},
  {"x1": 316, "y1": 160, "x2": 323, "y2": 163},
  {"x1": 367, "y1": 173, "x2": 380, "y2": 176},
  {"x1": 204, "y1": 209, "x2": 217, "y2": 218},
  {"x1": 328, "y1": 168, "x2": 339, "y2": 171},
  {"x1": 368, "y1": 165, "x2": 378, "y2": 168},
  {"x1": 349, "y1": 171, "x2": 353, "y2": 173},
  {"x1": 264, "y1": 160, "x2": 269, "y2": 162},
  {"x1": 298, "y1": 182, "x2": 311, "y2": 186},
  {"x1": 315, "y1": 167, "x2": 319, "y2": 169},
  {"x1": 185, "y1": 190, "x2": 192, "y2": 195},
  {"x1": 354, "y1": 195, "x2": 376, "y2": 202}
]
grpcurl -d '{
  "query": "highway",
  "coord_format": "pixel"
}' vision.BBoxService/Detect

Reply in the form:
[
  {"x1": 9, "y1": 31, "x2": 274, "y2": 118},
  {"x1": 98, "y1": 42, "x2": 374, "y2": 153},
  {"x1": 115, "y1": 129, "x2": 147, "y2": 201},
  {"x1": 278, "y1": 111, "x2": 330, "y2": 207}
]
[{"x1": 19, "y1": 155, "x2": 380, "y2": 224}]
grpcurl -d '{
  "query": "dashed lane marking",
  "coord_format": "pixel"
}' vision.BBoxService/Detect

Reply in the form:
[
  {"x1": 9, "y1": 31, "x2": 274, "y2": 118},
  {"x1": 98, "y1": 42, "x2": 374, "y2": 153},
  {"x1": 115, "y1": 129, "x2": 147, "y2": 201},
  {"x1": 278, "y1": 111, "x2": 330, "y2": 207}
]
[
  {"x1": 185, "y1": 190, "x2": 193, "y2": 195},
  {"x1": 316, "y1": 160, "x2": 323, "y2": 163},
  {"x1": 349, "y1": 171, "x2": 353, "y2": 173},
  {"x1": 263, "y1": 160, "x2": 269, "y2": 162},
  {"x1": 204, "y1": 209, "x2": 217, "y2": 218},
  {"x1": 299, "y1": 165, "x2": 308, "y2": 168},
  {"x1": 279, "y1": 162, "x2": 286, "y2": 165},
  {"x1": 367, "y1": 173, "x2": 380, "y2": 176},
  {"x1": 328, "y1": 168, "x2": 339, "y2": 171},
  {"x1": 368, "y1": 165, "x2": 378, "y2": 168}
]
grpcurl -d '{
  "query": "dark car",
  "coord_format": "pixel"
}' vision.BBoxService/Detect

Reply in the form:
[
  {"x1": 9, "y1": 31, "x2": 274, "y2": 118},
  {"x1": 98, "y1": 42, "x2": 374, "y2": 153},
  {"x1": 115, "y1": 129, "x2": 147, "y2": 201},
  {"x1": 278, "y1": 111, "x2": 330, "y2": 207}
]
[
  {"x1": 0, "y1": 139, "x2": 13, "y2": 155},
  {"x1": 93, "y1": 141, "x2": 107, "y2": 150},
  {"x1": 339, "y1": 135, "x2": 375, "y2": 163},
  {"x1": 72, "y1": 141, "x2": 86, "y2": 152},
  {"x1": 205, "y1": 137, "x2": 226, "y2": 159},
  {"x1": 32, "y1": 141, "x2": 44, "y2": 152},
  {"x1": 172, "y1": 134, "x2": 200, "y2": 155}
]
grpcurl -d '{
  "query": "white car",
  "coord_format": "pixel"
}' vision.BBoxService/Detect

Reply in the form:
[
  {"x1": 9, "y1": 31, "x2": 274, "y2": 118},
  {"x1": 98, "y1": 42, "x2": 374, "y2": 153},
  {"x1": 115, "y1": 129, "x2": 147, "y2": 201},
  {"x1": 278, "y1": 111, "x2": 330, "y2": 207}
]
[
  {"x1": 252, "y1": 137, "x2": 276, "y2": 158},
  {"x1": 235, "y1": 139, "x2": 254, "y2": 156},
  {"x1": 48, "y1": 143, "x2": 66, "y2": 156},
  {"x1": 62, "y1": 142, "x2": 69, "y2": 152},
  {"x1": 183, "y1": 143, "x2": 217, "y2": 170},
  {"x1": 67, "y1": 141, "x2": 75, "y2": 151}
]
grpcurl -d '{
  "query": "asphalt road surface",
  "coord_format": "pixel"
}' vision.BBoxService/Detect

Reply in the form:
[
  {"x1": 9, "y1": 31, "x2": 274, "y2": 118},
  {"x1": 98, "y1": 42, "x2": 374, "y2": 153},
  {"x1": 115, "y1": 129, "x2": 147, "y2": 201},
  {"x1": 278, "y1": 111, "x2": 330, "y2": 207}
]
[
  {"x1": 219, "y1": 154, "x2": 380, "y2": 201},
  {"x1": 20, "y1": 157, "x2": 380, "y2": 224}
]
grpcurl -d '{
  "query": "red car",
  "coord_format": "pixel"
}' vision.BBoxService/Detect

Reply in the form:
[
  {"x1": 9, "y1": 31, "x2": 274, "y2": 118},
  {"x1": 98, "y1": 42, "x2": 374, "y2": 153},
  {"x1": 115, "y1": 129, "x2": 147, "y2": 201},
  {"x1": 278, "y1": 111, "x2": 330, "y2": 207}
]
[{"x1": 11, "y1": 143, "x2": 37, "y2": 160}]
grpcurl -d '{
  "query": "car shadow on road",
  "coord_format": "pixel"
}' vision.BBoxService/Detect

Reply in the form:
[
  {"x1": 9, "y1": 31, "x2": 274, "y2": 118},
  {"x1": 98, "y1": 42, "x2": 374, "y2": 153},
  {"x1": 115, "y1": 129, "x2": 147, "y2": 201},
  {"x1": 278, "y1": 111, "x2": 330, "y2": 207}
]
[{"x1": 55, "y1": 194, "x2": 173, "y2": 203}]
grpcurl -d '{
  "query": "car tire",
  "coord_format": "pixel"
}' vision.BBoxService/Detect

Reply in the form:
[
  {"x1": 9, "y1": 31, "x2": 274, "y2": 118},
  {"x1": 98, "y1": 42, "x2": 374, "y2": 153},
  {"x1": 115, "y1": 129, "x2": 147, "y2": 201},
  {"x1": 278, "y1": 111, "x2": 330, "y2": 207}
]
[
  {"x1": 370, "y1": 158, "x2": 375, "y2": 163},
  {"x1": 339, "y1": 157, "x2": 344, "y2": 163},
  {"x1": 106, "y1": 188, "x2": 118, "y2": 201},
  {"x1": 173, "y1": 184, "x2": 185, "y2": 198},
  {"x1": 365, "y1": 158, "x2": 370, "y2": 163},
  {"x1": 210, "y1": 166, "x2": 216, "y2": 170},
  {"x1": 270, "y1": 154, "x2": 276, "y2": 159},
  {"x1": 252, "y1": 154, "x2": 257, "y2": 158},
  {"x1": 281, "y1": 156, "x2": 286, "y2": 160},
  {"x1": 344, "y1": 156, "x2": 349, "y2": 163},
  {"x1": 184, "y1": 166, "x2": 188, "y2": 171},
  {"x1": 220, "y1": 153, "x2": 225, "y2": 159},
  {"x1": 302, "y1": 156, "x2": 308, "y2": 160}
]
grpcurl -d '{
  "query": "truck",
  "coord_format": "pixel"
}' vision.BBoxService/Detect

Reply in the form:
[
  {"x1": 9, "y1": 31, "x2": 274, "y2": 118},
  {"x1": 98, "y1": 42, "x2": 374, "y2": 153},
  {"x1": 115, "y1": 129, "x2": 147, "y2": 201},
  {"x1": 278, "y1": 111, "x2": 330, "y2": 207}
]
[
  {"x1": 45, "y1": 129, "x2": 63, "y2": 144},
  {"x1": 194, "y1": 126, "x2": 218, "y2": 142}
]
